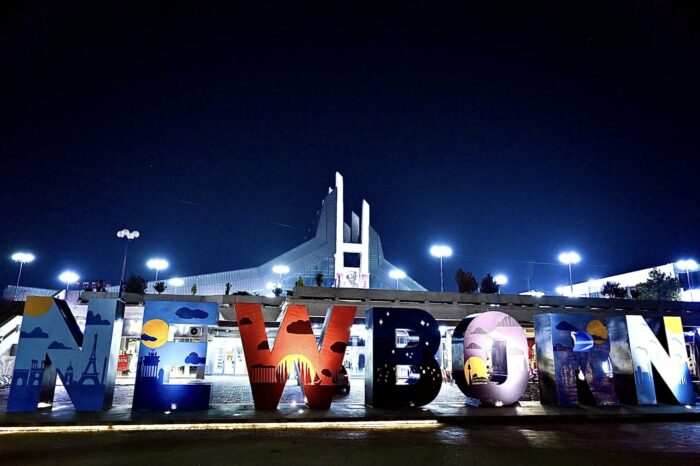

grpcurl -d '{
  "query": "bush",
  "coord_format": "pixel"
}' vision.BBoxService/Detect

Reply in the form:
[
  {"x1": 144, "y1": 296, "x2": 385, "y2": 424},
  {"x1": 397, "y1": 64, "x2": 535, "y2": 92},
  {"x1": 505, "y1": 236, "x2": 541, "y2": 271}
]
[
  {"x1": 635, "y1": 269, "x2": 681, "y2": 301},
  {"x1": 124, "y1": 275, "x2": 147, "y2": 294},
  {"x1": 480, "y1": 274, "x2": 499, "y2": 294},
  {"x1": 601, "y1": 281, "x2": 626, "y2": 298},
  {"x1": 154, "y1": 281, "x2": 167, "y2": 294},
  {"x1": 455, "y1": 268, "x2": 478, "y2": 293}
]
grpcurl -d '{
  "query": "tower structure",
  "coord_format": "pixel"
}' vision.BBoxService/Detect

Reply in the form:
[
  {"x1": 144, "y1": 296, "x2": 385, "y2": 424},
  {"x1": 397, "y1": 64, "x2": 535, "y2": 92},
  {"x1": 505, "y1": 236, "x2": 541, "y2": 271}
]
[
  {"x1": 77, "y1": 334, "x2": 101, "y2": 386},
  {"x1": 101, "y1": 172, "x2": 425, "y2": 295},
  {"x1": 333, "y1": 172, "x2": 370, "y2": 288}
]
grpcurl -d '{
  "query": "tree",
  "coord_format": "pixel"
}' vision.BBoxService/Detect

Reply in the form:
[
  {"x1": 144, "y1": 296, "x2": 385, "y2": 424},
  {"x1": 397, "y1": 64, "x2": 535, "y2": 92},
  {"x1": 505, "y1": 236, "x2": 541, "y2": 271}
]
[
  {"x1": 153, "y1": 281, "x2": 167, "y2": 294},
  {"x1": 123, "y1": 275, "x2": 147, "y2": 294},
  {"x1": 191, "y1": 283, "x2": 198, "y2": 295},
  {"x1": 480, "y1": 274, "x2": 499, "y2": 294},
  {"x1": 225, "y1": 282, "x2": 232, "y2": 295},
  {"x1": 635, "y1": 269, "x2": 681, "y2": 301},
  {"x1": 95, "y1": 279, "x2": 107, "y2": 292},
  {"x1": 455, "y1": 268, "x2": 478, "y2": 293},
  {"x1": 273, "y1": 286, "x2": 283, "y2": 297},
  {"x1": 601, "y1": 281, "x2": 626, "y2": 299},
  {"x1": 295, "y1": 276, "x2": 305, "y2": 287},
  {"x1": 315, "y1": 272, "x2": 324, "y2": 287}
]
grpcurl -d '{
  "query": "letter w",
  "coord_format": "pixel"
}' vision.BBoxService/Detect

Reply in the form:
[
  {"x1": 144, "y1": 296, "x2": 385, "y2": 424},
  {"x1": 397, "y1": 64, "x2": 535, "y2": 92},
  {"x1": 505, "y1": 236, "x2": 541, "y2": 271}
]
[{"x1": 235, "y1": 303, "x2": 356, "y2": 409}]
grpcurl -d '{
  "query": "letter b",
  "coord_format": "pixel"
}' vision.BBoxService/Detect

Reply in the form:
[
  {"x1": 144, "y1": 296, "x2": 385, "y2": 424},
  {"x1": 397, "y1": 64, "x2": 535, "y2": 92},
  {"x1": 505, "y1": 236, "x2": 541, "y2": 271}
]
[{"x1": 365, "y1": 307, "x2": 441, "y2": 408}]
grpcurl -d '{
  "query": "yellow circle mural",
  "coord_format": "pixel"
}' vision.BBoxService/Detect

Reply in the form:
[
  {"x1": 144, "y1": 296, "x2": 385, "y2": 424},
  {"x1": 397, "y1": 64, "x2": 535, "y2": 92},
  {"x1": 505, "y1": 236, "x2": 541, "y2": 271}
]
[
  {"x1": 24, "y1": 297, "x2": 53, "y2": 317},
  {"x1": 141, "y1": 319, "x2": 169, "y2": 348},
  {"x1": 587, "y1": 319, "x2": 608, "y2": 344},
  {"x1": 278, "y1": 354, "x2": 316, "y2": 382}
]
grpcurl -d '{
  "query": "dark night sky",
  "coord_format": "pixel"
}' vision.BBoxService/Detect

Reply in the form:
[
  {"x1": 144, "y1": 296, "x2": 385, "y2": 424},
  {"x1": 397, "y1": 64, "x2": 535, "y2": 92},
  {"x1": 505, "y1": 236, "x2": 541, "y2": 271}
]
[{"x1": 1, "y1": 1, "x2": 699, "y2": 293}]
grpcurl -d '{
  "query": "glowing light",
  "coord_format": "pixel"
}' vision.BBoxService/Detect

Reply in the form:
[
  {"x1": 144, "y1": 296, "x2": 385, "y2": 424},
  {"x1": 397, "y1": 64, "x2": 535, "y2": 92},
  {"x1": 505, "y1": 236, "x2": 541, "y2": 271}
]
[
  {"x1": 494, "y1": 274, "x2": 508, "y2": 285},
  {"x1": 389, "y1": 269, "x2": 406, "y2": 280},
  {"x1": 558, "y1": 251, "x2": 581, "y2": 265},
  {"x1": 168, "y1": 278, "x2": 184, "y2": 287},
  {"x1": 520, "y1": 290, "x2": 544, "y2": 298},
  {"x1": 58, "y1": 271, "x2": 79, "y2": 285},
  {"x1": 0, "y1": 420, "x2": 440, "y2": 436},
  {"x1": 146, "y1": 258, "x2": 169, "y2": 271},
  {"x1": 677, "y1": 259, "x2": 699, "y2": 271},
  {"x1": 430, "y1": 245, "x2": 453, "y2": 258},
  {"x1": 117, "y1": 229, "x2": 140, "y2": 240},
  {"x1": 272, "y1": 265, "x2": 290, "y2": 275},
  {"x1": 11, "y1": 252, "x2": 35, "y2": 263}
]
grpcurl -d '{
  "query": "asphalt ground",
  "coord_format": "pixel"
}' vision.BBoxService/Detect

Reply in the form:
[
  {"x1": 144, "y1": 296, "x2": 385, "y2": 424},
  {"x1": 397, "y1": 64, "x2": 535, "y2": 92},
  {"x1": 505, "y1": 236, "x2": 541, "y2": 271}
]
[{"x1": 1, "y1": 422, "x2": 700, "y2": 465}]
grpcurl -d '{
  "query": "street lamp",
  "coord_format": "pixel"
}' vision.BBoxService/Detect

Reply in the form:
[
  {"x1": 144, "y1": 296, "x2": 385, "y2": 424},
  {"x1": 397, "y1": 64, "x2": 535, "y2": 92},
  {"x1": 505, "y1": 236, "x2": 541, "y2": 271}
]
[
  {"x1": 272, "y1": 264, "x2": 290, "y2": 286},
  {"x1": 558, "y1": 251, "x2": 581, "y2": 296},
  {"x1": 430, "y1": 245, "x2": 452, "y2": 292},
  {"x1": 11, "y1": 252, "x2": 35, "y2": 301},
  {"x1": 389, "y1": 269, "x2": 406, "y2": 290},
  {"x1": 146, "y1": 258, "x2": 169, "y2": 283},
  {"x1": 494, "y1": 274, "x2": 508, "y2": 294},
  {"x1": 676, "y1": 259, "x2": 699, "y2": 301},
  {"x1": 168, "y1": 278, "x2": 184, "y2": 287},
  {"x1": 117, "y1": 229, "x2": 140, "y2": 298},
  {"x1": 59, "y1": 271, "x2": 79, "y2": 294}
]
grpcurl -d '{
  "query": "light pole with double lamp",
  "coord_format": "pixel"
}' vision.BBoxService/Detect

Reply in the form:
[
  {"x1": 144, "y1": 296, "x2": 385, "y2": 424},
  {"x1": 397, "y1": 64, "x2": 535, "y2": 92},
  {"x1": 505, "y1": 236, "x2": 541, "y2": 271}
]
[
  {"x1": 146, "y1": 258, "x2": 169, "y2": 290},
  {"x1": 558, "y1": 251, "x2": 581, "y2": 296},
  {"x1": 59, "y1": 271, "x2": 80, "y2": 295},
  {"x1": 389, "y1": 269, "x2": 406, "y2": 290},
  {"x1": 676, "y1": 259, "x2": 699, "y2": 301},
  {"x1": 117, "y1": 229, "x2": 140, "y2": 298},
  {"x1": 430, "y1": 245, "x2": 453, "y2": 292},
  {"x1": 494, "y1": 274, "x2": 508, "y2": 294},
  {"x1": 11, "y1": 252, "x2": 35, "y2": 301}
]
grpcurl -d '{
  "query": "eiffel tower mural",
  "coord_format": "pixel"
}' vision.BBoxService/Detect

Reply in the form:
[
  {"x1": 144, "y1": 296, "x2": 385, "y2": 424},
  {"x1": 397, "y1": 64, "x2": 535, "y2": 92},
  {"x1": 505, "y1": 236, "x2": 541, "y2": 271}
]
[{"x1": 77, "y1": 334, "x2": 101, "y2": 386}]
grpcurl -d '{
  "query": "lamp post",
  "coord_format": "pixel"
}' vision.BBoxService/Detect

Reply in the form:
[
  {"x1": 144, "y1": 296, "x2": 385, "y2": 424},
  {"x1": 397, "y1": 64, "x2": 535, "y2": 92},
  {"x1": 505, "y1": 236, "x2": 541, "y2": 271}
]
[
  {"x1": 168, "y1": 278, "x2": 184, "y2": 287},
  {"x1": 676, "y1": 259, "x2": 699, "y2": 302},
  {"x1": 117, "y1": 229, "x2": 140, "y2": 298},
  {"x1": 146, "y1": 258, "x2": 169, "y2": 284},
  {"x1": 430, "y1": 245, "x2": 453, "y2": 292},
  {"x1": 494, "y1": 274, "x2": 508, "y2": 294},
  {"x1": 558, "y1": 251, "x2": 581, "y2": 296},
  {"x1": 272, "y1": 265, "x2": 290, "y2": 287},
  {"x1": 11, "y1": 252, "x2": 35, "y2": 301},
  {"x1": 389, "y1": 269, "x2": 406, "y2": 290},
  {"x1": 59, "y1": 271, "x2": 79, "y2": 294}
]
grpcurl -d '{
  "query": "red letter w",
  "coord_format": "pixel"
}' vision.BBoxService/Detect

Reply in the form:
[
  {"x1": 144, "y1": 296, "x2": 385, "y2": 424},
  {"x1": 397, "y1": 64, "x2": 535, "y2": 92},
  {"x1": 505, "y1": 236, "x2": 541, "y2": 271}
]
[{"x1": 235, "y1": 303, "x2": 356, "y2": 409}]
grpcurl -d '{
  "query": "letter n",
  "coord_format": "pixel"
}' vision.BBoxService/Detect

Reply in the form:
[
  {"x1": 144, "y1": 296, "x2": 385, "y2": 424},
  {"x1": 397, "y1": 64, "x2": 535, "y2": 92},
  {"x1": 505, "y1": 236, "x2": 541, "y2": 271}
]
[
  {"x1": 7, "y1": 297, "x2": 124, "y2": 412},
  {"x1": 607, "y1": 315, "x2": 694, "y2": 405},
  {"x1": 235, "y1": 303, "x2": 356, "y2": 409},
  {"x1": 365, "y1": 307, "x2": 442, "y2": 408}
]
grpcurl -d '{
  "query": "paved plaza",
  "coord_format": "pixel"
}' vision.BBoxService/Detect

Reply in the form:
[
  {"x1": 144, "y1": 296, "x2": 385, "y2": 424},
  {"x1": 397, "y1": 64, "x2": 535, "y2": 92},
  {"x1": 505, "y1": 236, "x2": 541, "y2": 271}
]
[{"x1": 0, "y1": 375, "x2": 472, "y2": 409}]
